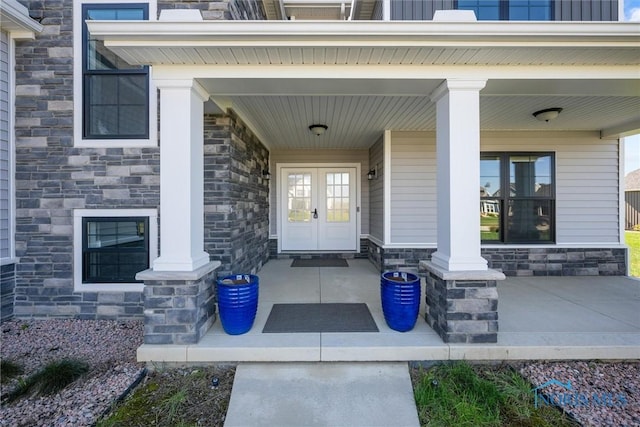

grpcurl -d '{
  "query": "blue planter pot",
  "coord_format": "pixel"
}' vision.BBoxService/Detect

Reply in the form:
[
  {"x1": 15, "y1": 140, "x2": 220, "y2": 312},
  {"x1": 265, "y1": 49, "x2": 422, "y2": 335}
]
[
  {"x1": 380, "y1": 271, "x2": 421, "y2": 332},
  {"x1": 217, "y1": 274, "x2": 259, "y2": 335}
]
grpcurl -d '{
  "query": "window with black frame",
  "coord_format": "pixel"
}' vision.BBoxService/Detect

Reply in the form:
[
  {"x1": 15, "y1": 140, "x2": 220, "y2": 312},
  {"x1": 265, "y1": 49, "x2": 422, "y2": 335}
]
[
  {"x1": 481, "y1": 153, "x2": 555, "y2": 243},
  {"x1": 82, "y1": 4, "x2": 149, "y2": 139},
  {"x1": 82, "y1": 217, "x2": 149, "y2": 283},
  {"x1": 457, "y1": 0, "x2": 552, "y2": 20}
]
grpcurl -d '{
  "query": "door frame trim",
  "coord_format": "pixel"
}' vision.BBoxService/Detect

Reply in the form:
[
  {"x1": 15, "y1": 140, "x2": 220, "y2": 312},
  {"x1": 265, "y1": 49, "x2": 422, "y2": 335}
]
[{"x1": 277, "y1": 163, "x2": 361, "y2": 254}]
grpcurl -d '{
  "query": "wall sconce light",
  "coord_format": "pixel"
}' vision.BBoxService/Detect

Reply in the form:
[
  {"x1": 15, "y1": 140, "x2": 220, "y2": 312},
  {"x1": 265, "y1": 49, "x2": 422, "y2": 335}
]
[
  {"x1": 533, "y1": 108, "x2": 562, "y2": 122},
  {"x1": 308, "y1": 124, "x2": 328, "y2": 136},
  {"x1": 262, "y1": 170, "x2": 271, "y2": 180},
  {"x1": 367, "y1": 167, "x2": 377, "y2": 180}
]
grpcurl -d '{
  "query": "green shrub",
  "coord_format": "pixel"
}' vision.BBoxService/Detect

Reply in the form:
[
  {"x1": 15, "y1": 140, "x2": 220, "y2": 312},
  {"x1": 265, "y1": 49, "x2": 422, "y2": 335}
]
[
  {"x1": 1, "y1": 360, "x2": 24, "y2": 383},
  {"x1": 7, "y1": 358, "x2": 89, "y2": 401}
]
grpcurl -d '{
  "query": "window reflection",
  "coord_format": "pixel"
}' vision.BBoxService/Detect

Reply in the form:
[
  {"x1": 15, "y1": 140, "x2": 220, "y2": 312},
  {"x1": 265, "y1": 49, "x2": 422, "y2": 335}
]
[{"x1": 481, "y1": 153, "x2": 554, "y2": 243}]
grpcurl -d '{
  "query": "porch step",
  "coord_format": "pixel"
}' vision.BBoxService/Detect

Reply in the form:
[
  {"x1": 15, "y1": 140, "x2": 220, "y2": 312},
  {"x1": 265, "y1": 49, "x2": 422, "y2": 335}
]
[{"x1": 137, "y1": 314, "x2": 450, "y2": 363}]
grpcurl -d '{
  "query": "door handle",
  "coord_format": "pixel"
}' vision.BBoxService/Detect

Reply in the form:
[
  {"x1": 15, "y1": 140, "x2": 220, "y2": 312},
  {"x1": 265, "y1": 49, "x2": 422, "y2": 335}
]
[{"x1": 312, "y1": 208, "x2": 318, "y2": 219}]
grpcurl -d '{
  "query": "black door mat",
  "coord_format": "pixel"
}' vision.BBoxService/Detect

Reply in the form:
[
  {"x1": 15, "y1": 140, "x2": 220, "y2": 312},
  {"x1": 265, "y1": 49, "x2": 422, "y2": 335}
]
[
  {"x1": 262, "y1": 303, "x2": 379, "y2": 333},
  {"x1": 291, "y1": 258, "x2": 349, "y2": 267}
]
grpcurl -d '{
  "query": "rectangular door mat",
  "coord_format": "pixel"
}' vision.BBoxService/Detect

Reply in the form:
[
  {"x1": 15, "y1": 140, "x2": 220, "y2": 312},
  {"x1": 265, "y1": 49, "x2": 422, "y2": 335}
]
[
  {"x1": 262, "y1": 303, "x2": 379, "y2": 333},
  {"x1": 290, "y1": 258, "x2": 349, "y2": 267}
]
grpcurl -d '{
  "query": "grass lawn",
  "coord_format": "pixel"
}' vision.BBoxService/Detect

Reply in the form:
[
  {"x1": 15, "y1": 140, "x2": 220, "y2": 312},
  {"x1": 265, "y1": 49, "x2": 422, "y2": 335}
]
[
  {"x1": 625, "y1": 231, "x2": 640, "y2": 277},
  {"x1": 480, "y1": 215, "x2": 500, "y2": 241},
  {"x1": 97, "y1": 366, "x2": 235, "y2": 427},
  {"x1": 412, "y1": 362, "x2": 578, "y2": 427}
]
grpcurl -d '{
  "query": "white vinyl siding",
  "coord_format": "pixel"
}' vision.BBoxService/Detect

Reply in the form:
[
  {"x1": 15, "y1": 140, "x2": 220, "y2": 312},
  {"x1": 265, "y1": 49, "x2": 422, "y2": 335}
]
[
  {"x1": 482, "y1": 131, "x2": 619, "y2": 244},
  {"x1": 385, "y1": 130, "x2": 619, "y2": 246},
  {"x1": 0, "y1": 31, "x2": 10, "y2": 260},
  {"x1": 389, "y1": 131, "x2": 437, "y2": 244},
  {"x1": 369, "y1": 136, "x2": 384, "y2": 241},
  {"x1": 271, "y1": 149, "x2": 369, "y2": 237}
]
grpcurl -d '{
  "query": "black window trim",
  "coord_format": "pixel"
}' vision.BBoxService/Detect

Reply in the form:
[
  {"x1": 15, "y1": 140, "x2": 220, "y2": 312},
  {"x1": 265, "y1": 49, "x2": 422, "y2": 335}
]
[
  {"x1": 82, "y1": 216, "x2": 150, "y2": 283},
  {"x1": 481, "y1": 151, "x2": 556, "y2": 244},
  {"x1": 82, "y1": 3, "x2": 149, "y2": 140}
]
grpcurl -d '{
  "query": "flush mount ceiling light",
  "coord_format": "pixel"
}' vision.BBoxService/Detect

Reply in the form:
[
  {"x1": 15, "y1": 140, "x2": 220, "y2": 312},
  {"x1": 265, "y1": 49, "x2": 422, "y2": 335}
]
[
  {"x1": 308, "y1": 124, "x2": 328, "y2": 136},
  {"x1": 533, "y1": 108, "x2": 563, "y2": 122}
]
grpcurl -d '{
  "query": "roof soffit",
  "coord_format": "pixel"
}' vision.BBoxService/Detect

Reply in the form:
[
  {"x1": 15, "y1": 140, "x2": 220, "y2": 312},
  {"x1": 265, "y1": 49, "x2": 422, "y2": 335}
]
[
  {"x1": 87, "y1": 20, "x2": 640, "y2": 67},
  {"x1": 0, "y1": 0, "x2": 43, "y2": 37}
]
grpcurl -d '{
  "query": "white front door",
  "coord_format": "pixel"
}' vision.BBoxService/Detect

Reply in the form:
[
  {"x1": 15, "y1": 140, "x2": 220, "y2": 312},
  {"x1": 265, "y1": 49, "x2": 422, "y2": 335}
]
[{"x1": 281, "y1": 167, "x2": 357, "y2": 251}]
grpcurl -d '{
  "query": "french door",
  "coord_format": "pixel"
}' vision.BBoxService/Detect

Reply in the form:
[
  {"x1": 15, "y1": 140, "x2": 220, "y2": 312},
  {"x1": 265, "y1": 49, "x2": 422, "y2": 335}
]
[{"x1": 280, "y1": 167, "x2": 357, "y2": 251}]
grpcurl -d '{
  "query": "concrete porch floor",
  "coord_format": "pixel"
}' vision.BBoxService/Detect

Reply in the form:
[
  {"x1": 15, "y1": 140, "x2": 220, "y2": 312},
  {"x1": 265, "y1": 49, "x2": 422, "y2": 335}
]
[{"x1": 138, "y1": 259, "x2": 640, "y2": 363}]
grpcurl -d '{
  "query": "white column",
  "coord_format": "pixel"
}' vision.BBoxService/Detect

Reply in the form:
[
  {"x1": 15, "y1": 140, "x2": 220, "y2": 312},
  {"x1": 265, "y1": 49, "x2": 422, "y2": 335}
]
[
  {"x1": 382, "y1": 0, "x2": 391, "y2": 20},
  {"x1": 430, "y1": 79, "x2": 488, "y2": 272},
  {"x1": 152, "y1": 79, "x2": 210, "y2": 272}
]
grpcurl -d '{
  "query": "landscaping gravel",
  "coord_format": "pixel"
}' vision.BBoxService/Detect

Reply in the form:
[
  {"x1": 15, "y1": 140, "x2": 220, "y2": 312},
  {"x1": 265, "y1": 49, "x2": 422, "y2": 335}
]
[
  {"x1": 1, "y1": 319, "x2": 145, "y2": 427},
  {"x1": 521, "y1": 361, "x2": 640, "y2": 427},
  {"x1": 1, "y1": 318, "x2": 638, "y2": 427}
]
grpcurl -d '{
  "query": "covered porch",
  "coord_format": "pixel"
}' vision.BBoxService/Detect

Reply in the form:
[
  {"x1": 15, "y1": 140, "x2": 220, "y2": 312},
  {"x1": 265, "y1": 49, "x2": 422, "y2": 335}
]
[
  {"x1": 137, "y1": 259, "x2": 640, "y2": 362},
  {"x1": 89, "y1": 14, "x2": 640, "y2": 350}
]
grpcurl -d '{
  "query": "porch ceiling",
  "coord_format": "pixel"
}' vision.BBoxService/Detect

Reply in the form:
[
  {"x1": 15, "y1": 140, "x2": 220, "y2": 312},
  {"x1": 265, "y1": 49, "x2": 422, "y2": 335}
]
[
  {"x1": 88, "y1": 20, "x2": 640, "y2": 149},
  {"x1": 202, "y1": 78, "x2": 640, "y2": 149}
]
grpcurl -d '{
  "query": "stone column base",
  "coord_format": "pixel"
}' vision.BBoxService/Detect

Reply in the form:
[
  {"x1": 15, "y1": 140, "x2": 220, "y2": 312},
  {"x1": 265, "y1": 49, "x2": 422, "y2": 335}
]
[
  {"x1": 136, "y1": 261, "x2": 221, "y2": 345},
  {"x1": 421, "y1": 261, "x2": 505, "y2": 344}
]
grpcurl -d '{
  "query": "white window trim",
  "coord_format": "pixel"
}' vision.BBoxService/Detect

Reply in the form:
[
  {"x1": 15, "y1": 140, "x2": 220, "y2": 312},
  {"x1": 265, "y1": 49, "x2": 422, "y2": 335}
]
[
  {"x1": 74, "y1": 208, "x2": 158, "y2": 292},
  {"x1": 72, "y1": 0, "x2": 157, "y2": 148}
]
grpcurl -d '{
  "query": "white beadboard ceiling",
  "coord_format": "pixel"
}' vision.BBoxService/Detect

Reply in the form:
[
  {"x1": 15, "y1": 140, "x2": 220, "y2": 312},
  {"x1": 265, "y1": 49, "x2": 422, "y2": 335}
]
[
  {"x1": 110, "y1": 46, "x2": 639, "y2": 67},
  {"x1": 216, "y1": 93, "x2": 640, "y2": 149}
]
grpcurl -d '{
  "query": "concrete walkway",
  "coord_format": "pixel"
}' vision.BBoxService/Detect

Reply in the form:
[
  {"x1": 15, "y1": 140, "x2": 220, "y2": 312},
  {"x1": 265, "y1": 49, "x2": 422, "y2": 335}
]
[{"x1": 224, "y1": 362, "x2": 420, "y2": 427}]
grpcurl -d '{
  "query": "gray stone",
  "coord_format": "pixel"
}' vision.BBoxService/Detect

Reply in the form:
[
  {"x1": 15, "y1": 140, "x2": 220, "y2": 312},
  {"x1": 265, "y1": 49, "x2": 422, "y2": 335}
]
[{"x1": 144, "y1": 334, "x2": 173, "y2": 345}]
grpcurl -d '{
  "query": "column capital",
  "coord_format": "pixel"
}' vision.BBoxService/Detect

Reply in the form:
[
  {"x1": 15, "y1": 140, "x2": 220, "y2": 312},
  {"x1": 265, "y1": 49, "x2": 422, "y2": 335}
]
[
  {"x1": 154, "y1": 78, "x2": 210, "y2": 102},
  {"x1": 430, "y1": 79, "x2": 488, "y2": 103}
]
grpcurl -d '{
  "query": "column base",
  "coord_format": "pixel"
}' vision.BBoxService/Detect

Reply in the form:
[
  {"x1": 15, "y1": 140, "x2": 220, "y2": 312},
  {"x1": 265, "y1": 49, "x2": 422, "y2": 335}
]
[
  {"x1": 421, "y1": 260, "x2": 505, "y2": 344},
  {"x1": 136, "y1": 261, "x2": 221, "y2": 345},
  {"x1": 152, "y1": 251, "x2": 211, "y2": 272},
  {"x1": 430, "y1": 251, "x2": 488, "y2": 272}
]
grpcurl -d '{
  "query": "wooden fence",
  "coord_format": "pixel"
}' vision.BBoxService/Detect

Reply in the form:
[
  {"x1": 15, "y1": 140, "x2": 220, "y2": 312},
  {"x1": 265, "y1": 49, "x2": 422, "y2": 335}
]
[{"x1": 626, "y1": 190, "x2": 640, "y2": 229}]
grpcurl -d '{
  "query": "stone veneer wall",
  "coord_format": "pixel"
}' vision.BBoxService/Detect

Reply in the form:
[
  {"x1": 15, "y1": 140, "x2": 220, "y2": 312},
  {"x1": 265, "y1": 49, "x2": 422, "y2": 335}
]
[
  {"x1": 203, "y1": 111, "x2": 270, "y2": 277},
  {"x1": 367, "y1": 240, "x2": 436, "y2": 274},
  {"x1": 268, "y1": 238, "x2": 369, "y2": 260},
  {"x1": 157, "y1": 0, "x2": 266, "y2": 20},
  {"x1": 1, "y1": 264, "x2": 16, "y2": 322},
  {"x1": 368, "y1": 239, "x2": 627, "y2": 277},
  {"x1": 482, "y1": 247, "x2": 627, "y2": 276},
  {"x1": 12, "y1": 0, "x2": 154, "y2": 319}
]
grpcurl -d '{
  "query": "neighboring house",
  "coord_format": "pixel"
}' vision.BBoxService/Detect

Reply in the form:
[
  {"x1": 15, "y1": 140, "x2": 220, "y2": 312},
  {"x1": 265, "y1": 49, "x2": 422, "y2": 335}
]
[
  {"x1": 0, "y1": 0, "x2": 638, "y2": 346},
  {"x1": 626, "y1": 168, "x2": 640, "y2": 230}
]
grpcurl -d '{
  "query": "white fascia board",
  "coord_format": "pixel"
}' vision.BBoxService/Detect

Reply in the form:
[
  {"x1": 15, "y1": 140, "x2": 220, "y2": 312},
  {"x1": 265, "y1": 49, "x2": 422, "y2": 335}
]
[
  {"x1": 150, "y1": 64, "x2": 640, "y2": 81},
  {"x1": 87, "y1": 20, "x2": 640, "y2": 48},
  {"x1": 0, "y1": 0, "x2": 43, "y2": 37}
]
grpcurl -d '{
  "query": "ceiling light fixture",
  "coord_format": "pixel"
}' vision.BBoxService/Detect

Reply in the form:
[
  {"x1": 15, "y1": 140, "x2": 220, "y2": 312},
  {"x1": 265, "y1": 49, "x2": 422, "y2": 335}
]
[
  {"x1": 309, "y1": 124, "x2": 328, "y2": 136},
  {"x1": 533, "y1": 108, "x2": 563, "y2": 122}
]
